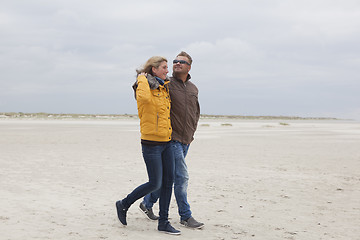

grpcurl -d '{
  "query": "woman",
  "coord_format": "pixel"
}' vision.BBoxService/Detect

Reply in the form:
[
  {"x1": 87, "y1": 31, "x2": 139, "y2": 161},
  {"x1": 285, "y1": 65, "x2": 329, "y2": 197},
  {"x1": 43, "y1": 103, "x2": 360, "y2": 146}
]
[{"x1": 116, "y1": 56, "x2": 180, "y2": 235}]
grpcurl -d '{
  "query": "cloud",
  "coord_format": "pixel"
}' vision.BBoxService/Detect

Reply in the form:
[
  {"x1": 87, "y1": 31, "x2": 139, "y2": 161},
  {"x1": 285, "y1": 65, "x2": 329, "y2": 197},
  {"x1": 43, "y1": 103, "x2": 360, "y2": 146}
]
[{"x1": 1, "y1": 0, "x2": 360, "y2": 119}]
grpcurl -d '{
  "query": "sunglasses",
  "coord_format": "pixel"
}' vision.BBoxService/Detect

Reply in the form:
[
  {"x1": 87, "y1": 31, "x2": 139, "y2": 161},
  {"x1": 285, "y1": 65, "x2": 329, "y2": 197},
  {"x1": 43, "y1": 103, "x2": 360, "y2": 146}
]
[{"x1": 173, "y1": 59, "x2": 190, "y2": 65}]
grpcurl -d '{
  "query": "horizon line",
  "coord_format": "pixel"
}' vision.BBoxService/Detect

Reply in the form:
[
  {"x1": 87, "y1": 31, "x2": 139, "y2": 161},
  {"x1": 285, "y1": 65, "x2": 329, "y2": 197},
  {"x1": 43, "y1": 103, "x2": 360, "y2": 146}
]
[{"x1": 0, "y1": 112, "x2": 342, "y2": 120}]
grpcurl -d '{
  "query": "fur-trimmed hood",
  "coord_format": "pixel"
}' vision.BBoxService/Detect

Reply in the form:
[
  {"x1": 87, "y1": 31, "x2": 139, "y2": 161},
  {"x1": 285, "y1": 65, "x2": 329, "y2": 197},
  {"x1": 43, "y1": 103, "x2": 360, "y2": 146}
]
[{"x1": 132, "y1": 74, "x2": 169, "y2": 99}]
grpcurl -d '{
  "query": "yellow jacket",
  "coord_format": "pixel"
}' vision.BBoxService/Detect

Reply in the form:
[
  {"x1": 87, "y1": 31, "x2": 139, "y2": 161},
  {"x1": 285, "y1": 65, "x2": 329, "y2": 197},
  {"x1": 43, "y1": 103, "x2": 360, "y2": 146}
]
[{"x1": 136, "y1": 74, "x2": 172, "y2": 142}]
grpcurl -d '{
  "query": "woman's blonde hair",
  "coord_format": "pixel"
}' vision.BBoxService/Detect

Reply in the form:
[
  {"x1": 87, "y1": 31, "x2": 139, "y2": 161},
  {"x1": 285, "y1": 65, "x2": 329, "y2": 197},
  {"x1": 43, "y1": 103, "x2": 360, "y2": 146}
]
[{"x1": 136, "y1": 56, "x2": 167, "y2": 75}]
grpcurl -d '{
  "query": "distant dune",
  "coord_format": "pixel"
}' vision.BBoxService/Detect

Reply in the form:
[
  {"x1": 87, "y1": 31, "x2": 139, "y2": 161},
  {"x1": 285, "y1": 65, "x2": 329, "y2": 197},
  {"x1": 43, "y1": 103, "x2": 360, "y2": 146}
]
[{"x1": 0, "y1": 112, "x2": 339, "y2": 121}]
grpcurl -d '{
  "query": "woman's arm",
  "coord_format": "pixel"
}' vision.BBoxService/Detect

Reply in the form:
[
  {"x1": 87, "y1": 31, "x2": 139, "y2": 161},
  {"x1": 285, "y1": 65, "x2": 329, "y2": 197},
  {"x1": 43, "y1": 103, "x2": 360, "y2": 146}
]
[{"x1": 136, "y1": 74, "x2": 151, "y2": 103}]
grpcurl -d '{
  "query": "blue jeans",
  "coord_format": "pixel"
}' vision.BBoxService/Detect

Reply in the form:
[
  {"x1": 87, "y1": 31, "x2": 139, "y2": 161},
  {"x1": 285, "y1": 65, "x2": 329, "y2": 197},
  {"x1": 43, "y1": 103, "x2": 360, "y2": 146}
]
[
  {"x1": 121, "y1": 143, "x2": 174, "y2": 225},
  {"x1": 143, "y1": 140, "x2": 192, "y2": 221}
]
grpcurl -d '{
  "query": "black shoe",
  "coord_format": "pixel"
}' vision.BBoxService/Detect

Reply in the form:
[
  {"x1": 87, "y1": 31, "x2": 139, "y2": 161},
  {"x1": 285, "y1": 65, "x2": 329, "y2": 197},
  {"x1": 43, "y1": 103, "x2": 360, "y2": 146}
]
[
  {"x1": 180, "y1": 217, "x2": 204, "y2": 229},
  {"x1": 158, "y1": 222, "x2": 181, "y2": 235},
  {"x1": 139, "y1": 202, "x2": 159, "y2": 221},
  {"x1": 116, "y1": 200, "x2": 128, "y2": 225}
]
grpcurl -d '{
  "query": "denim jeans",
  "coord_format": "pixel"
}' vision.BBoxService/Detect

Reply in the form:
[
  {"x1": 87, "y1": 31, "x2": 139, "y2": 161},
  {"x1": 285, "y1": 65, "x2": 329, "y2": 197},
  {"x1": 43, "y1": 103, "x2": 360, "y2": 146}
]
[
  {"x1": 143, "y1": 140, "x2": 192, "y2": 221},
  {"x1": 121, "y1": 142, "x2": 174, "y2": 225}
]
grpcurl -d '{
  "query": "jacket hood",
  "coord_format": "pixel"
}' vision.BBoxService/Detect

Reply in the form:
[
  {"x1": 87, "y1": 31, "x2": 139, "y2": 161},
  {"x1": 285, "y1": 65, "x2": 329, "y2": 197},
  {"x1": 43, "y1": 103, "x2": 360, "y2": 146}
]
[{"x1": 132, "y1": 74, "x2": 169, "y2": 99}]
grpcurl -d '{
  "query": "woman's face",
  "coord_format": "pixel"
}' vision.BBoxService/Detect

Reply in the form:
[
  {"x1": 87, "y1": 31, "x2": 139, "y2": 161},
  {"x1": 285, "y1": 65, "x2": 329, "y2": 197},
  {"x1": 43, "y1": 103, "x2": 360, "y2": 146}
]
[{"x1": 152, "y1": 61, "x2": 168, "y2": 80}]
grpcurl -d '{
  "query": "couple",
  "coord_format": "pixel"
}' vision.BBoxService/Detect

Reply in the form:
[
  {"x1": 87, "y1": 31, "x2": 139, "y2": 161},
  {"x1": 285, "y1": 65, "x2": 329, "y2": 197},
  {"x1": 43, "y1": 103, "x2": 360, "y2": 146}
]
[{"x1": 116, "y1": 51, "x2": 203, "y2": 235}]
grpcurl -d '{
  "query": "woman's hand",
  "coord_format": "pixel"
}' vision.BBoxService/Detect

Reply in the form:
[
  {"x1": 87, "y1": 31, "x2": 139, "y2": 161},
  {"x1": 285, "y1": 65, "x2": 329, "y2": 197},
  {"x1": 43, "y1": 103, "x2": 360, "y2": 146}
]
[
  {"x1": 139, "y1": 72, "x2": 147, "y2": 77},
  {"x1": 137, "y1": 72, "x2": 148, "y2": 83}
]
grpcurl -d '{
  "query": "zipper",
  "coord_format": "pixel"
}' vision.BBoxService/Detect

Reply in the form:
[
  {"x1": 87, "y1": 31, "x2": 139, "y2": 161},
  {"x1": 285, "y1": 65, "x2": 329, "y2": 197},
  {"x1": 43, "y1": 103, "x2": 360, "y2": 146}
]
[
  {"x1": 156, "y1": 113, "x2": 159, "y2": 132},
  {"x1": 181, "y1": 81, "x2": 187, "y2": 142}
]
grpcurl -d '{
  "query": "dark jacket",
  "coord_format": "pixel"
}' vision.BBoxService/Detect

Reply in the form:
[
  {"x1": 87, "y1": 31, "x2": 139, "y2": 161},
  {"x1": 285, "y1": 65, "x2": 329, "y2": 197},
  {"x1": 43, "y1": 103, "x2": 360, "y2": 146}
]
[{"x1": 169, "y1": 74, "x2": 200, "y2": 144}]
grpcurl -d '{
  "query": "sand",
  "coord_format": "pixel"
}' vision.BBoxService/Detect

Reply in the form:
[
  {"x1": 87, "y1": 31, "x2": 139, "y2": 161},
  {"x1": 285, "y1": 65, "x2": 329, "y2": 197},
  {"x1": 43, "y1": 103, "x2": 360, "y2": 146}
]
[{"x1": 0, "y1": 118, "x2": 359, "y2": 240}]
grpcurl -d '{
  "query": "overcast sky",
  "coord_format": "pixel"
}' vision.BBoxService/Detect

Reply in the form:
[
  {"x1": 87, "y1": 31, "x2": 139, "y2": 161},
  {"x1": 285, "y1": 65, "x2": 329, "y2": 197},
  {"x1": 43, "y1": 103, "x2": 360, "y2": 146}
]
[{"x1": 1, "y1": 0, "x2": 360, "y2": 119}]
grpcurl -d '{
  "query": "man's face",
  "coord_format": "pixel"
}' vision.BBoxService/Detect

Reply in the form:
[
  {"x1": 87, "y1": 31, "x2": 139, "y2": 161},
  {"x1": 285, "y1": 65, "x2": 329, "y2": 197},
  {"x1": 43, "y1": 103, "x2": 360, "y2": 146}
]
[{"x1": 173, "y1": 56, "x2": 191, "y2": 75}]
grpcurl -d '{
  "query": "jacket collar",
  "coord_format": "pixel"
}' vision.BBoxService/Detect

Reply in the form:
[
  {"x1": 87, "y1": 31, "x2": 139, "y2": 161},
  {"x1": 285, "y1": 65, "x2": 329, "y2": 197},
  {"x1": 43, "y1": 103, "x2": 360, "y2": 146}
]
[
  {"x1": 147, "y1": 74, "x2": 170, "y2": 89},
  {"x1": 172, "y1": 73, "x2": 191, "y2": 83}
]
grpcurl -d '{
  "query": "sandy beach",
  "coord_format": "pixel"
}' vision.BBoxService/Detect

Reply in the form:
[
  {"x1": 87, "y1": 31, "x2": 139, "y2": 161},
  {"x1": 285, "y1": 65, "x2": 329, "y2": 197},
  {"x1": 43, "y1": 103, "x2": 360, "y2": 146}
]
[{"x1": 0, "y1": 118, "x2": 359, "y2": 240}]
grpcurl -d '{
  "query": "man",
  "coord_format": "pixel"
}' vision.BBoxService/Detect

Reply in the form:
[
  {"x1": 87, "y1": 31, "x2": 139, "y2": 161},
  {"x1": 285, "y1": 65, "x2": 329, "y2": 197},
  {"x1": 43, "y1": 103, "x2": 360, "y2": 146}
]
[{"x1": 139, "y1": 51, "x2": 204, "y2": 229}]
